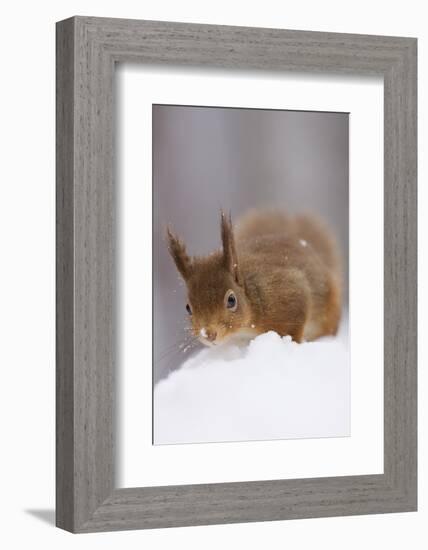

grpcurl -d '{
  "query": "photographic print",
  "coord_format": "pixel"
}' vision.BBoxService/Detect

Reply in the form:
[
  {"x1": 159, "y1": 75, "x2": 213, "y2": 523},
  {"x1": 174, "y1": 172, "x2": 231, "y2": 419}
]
[
  {"x1": 56, "y1": 18, "x2": 417, "y2": 531},
  {"x1": 153, "y1": 104, "x2": 350, "y2": 445}
]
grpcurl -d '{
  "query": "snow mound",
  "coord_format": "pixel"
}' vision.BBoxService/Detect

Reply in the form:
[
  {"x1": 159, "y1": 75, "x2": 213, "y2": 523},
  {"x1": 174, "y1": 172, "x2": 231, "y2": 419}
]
[{"x1": 154, "y1": 329, "x2": 350, "y2": 445}]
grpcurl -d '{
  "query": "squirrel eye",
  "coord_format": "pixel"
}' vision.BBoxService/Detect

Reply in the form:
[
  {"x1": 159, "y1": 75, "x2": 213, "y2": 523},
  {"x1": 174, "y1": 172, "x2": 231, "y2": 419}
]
[
  {"x1": 186, "y1": 303, "x2": 192, "y2": 315},
  {"x1": 225, "y1": 290, "x2": 238, "y2": 312}
]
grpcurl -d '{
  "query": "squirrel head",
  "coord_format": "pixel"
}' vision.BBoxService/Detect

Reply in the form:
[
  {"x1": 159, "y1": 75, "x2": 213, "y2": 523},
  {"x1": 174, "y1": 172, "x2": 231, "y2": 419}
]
[{"x1": 167, "y1": 211, "x2": 253, "y2": 346}]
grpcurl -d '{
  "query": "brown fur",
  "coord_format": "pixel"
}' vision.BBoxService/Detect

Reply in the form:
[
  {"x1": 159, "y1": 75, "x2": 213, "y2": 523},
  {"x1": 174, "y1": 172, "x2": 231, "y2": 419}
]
[{"x1": 167, "y1": 209, "x2": 342, "y2": 346}]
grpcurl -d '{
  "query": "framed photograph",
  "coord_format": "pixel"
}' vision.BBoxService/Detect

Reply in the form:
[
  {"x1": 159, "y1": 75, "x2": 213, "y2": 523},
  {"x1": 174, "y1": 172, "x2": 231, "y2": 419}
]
[{"x1": 56, "y1": 16, "x2": 417, "y2": 532}]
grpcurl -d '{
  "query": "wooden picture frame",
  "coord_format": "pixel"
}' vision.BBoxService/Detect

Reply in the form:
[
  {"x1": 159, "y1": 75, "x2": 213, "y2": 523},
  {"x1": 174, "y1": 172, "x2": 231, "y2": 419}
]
[{"x1": 56, "y1": 16, "x2": 417, "y2": 533}]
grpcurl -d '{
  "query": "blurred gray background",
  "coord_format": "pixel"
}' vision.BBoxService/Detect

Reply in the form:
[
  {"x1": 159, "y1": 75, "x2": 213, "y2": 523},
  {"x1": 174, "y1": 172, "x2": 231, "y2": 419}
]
[{"x1": 153, "y1": 105, "x2": 348, "y2": 383}]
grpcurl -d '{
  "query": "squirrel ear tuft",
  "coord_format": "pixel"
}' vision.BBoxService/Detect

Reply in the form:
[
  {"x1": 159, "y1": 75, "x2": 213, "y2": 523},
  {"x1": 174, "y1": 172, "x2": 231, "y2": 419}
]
[
  {"x1": 220, "y1": 210, "x2": 242, "y2": 285},
  {"x1": 166, "y1": 226, "x2": 192, "y2": 280}
]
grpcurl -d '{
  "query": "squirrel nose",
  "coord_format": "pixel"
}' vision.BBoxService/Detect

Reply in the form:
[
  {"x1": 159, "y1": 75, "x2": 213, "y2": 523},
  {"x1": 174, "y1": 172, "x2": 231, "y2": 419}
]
[
  {"x1": 201, "y1": 328, "x2": 217, "y2": 342},
  {"x1": 206, "y1": 329, "x2": 217, "y2": 342}
]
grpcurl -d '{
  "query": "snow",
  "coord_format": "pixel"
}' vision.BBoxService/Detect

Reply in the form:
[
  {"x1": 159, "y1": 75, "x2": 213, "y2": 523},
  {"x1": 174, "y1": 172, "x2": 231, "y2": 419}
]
[{"x1": 154, "y1": 320, "x2": 350, "y2": 445}]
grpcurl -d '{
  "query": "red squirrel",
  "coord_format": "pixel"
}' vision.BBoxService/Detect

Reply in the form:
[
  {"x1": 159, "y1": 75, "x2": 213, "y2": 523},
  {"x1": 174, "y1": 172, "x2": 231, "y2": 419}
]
[{"x1": 167, "y1": 209, "x2": 342, "y2": 346}]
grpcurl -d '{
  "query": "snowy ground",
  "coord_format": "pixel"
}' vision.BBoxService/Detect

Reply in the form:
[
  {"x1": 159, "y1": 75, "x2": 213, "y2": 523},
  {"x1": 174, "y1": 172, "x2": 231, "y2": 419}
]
[{"x1": 154, "y1": 318, "x2": 350, "y2": 445}]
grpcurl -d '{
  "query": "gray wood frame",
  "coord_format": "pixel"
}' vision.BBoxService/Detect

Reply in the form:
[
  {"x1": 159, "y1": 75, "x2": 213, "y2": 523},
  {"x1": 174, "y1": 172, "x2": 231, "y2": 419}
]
[{"x1": 56, "y1": 16, "x2": 417, "y2": 533}]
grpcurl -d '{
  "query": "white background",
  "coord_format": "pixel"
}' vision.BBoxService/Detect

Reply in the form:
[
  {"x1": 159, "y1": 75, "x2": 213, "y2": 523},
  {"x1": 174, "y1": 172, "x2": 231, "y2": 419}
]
[
  {"x1": 118, "y1": 68, "x2": 383, "y2": 487},
  {"x1": 0, "y1": 1, "x2": 424, "y2": 549}
]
